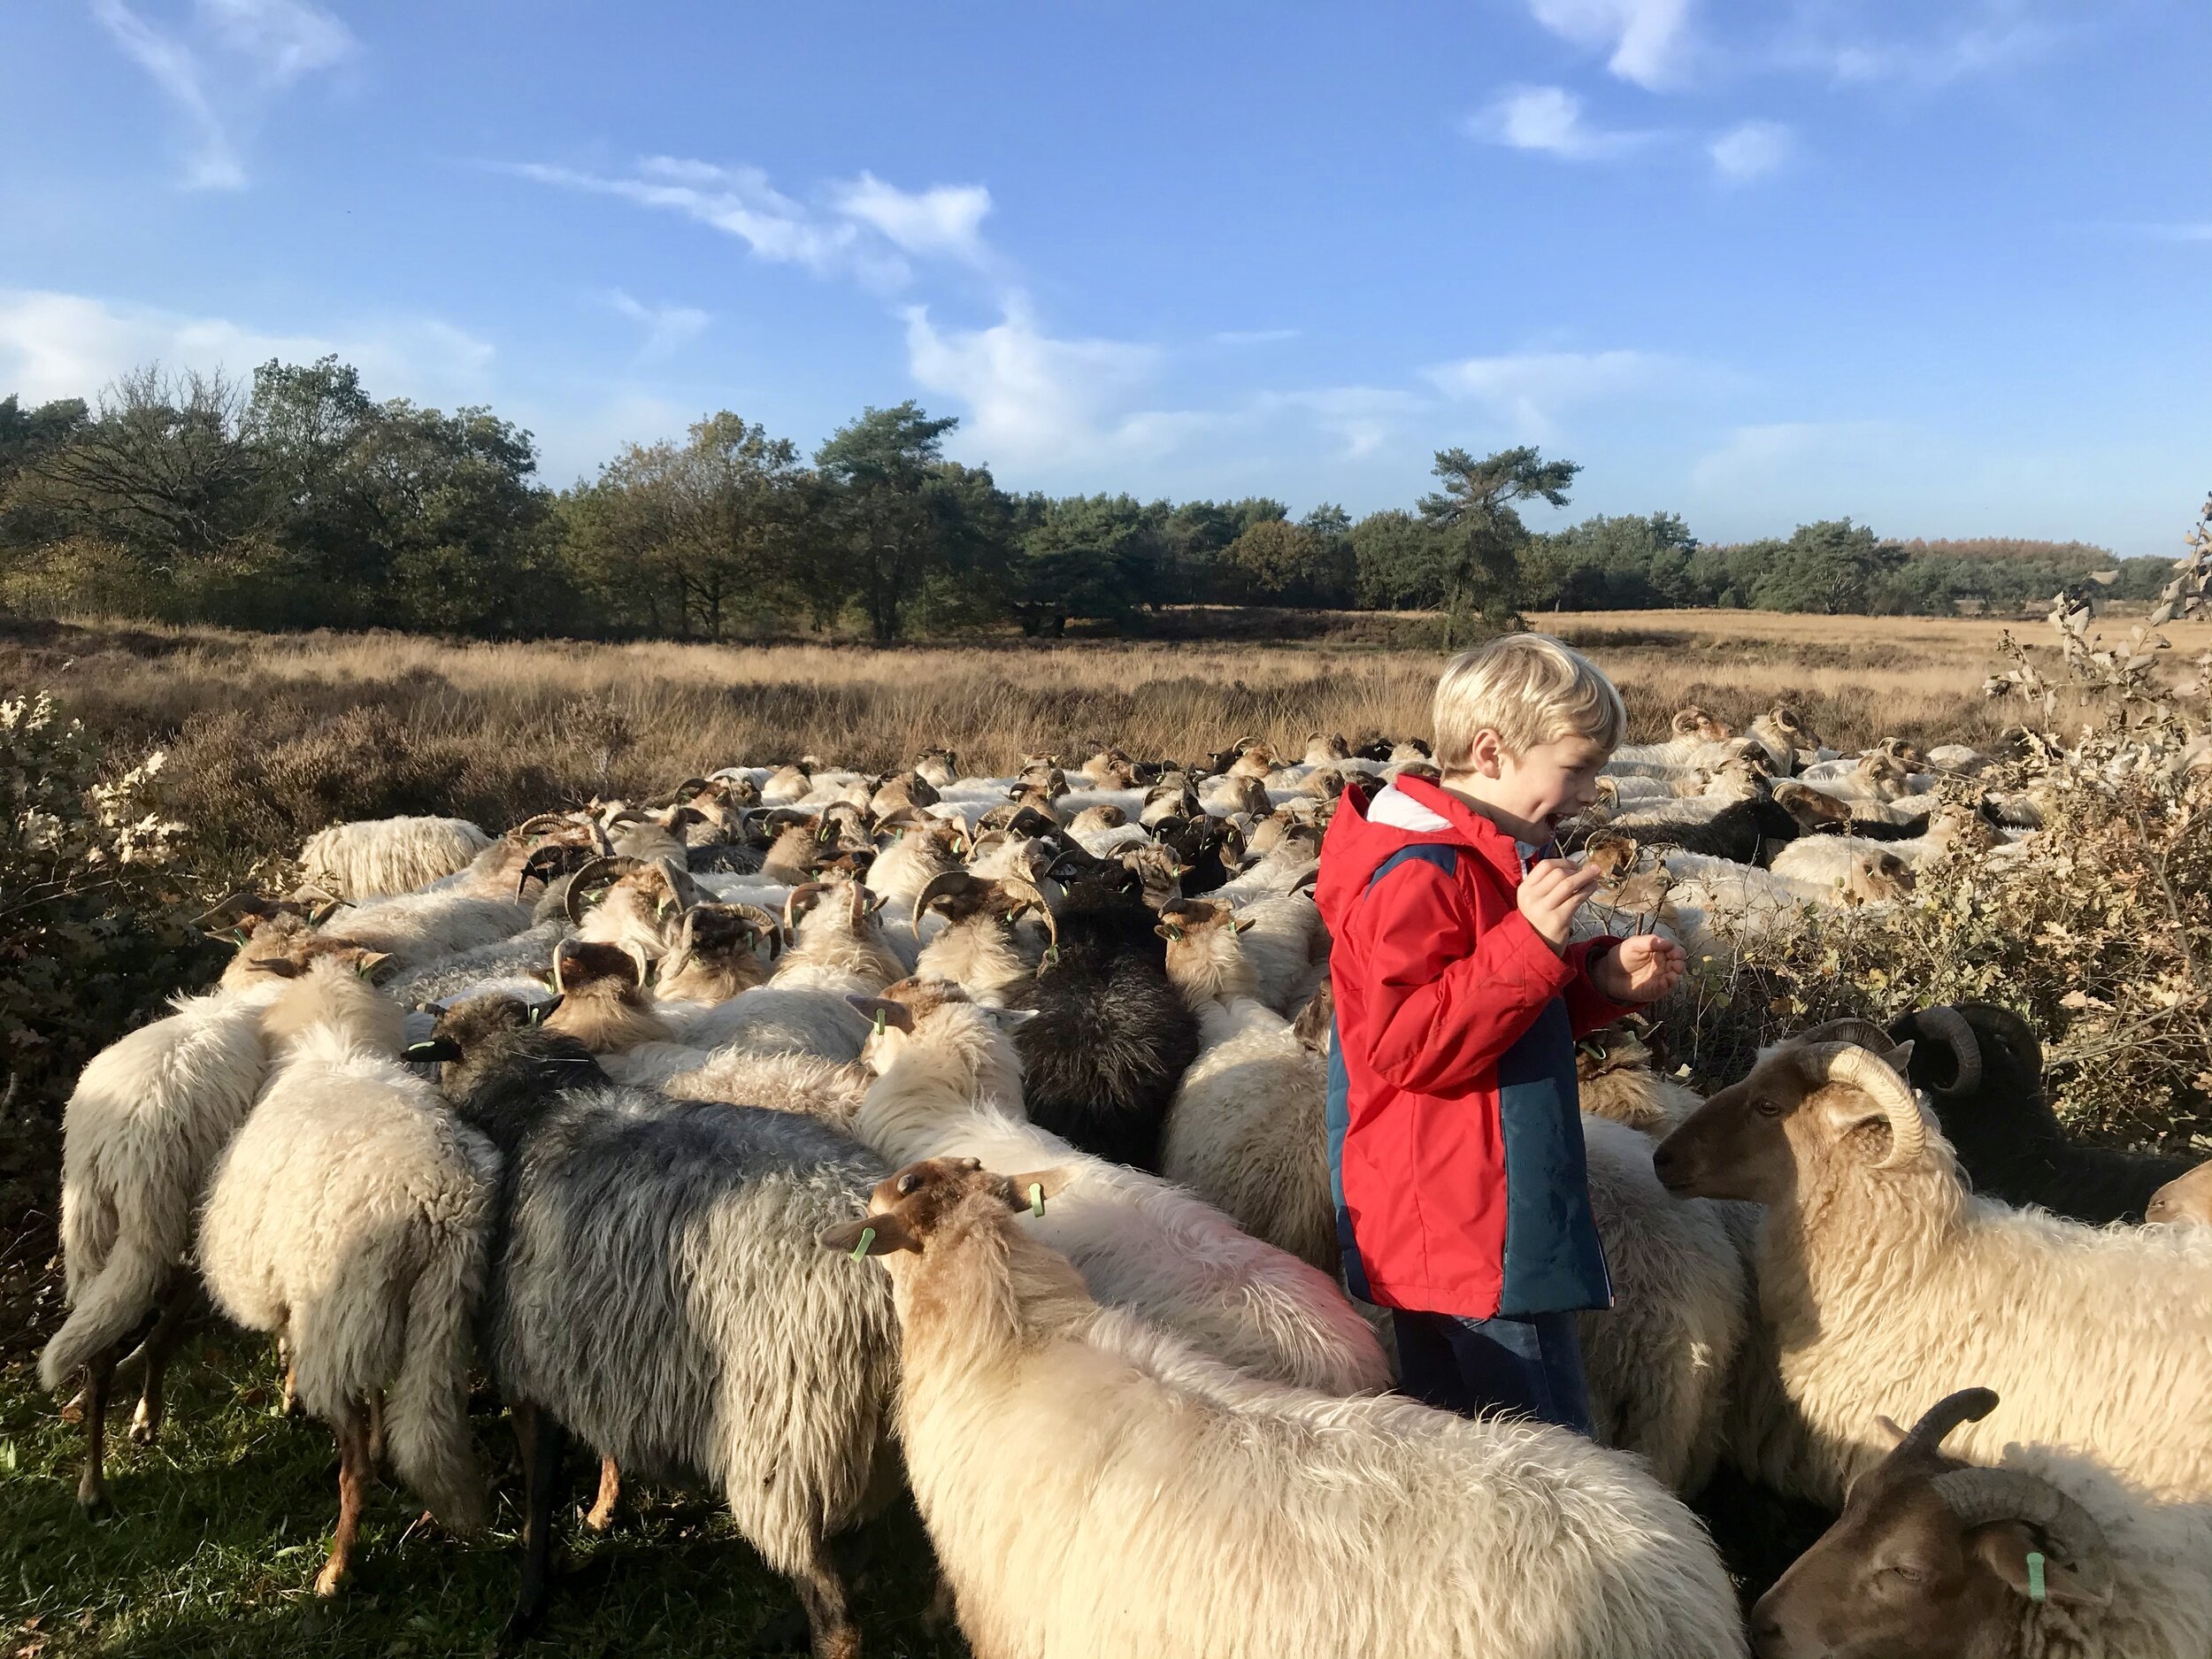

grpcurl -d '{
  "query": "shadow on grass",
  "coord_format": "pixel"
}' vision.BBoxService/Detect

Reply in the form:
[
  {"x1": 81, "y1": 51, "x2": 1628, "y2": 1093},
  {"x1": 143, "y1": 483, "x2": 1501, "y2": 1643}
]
[{"x1": 3, "y1": 1344, "x2": 964, "y2": 1659}]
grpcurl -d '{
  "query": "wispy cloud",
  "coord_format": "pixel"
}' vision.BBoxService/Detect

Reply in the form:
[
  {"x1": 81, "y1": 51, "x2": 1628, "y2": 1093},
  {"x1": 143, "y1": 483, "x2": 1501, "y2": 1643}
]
[
  {"x1": 1256, "y1": 387, "x2": 1427, "y2": 460},
  {"x1": 604, "y1": 289, "x2": 710, "y2": 359},
  {"x1": 1211, "y1": 327, "x2": 1301, "y2": 348},
  {"x1": 0, "y1": 288, "x2": 491, "y2": 409},
  {"x1": 901, "y1": 297, "x2": 1195, "y2": 468},
  {"x1": 829, "y1": 173, "x2": 993, "y2": 267},
  {"x1": 512, "y1": 158, "x2": 996, "y2": 292},
  {"x1": 1781, "y1": 2, "x2": 2062, "y2": 90},
  {"x1": 89, "y1": 0, "x2": 356, "y2": 190},
  {"x1": 1709, "y1": 119, "x2": 1792, "y2": 182},
  {"x1": 1469, "y1": 85, "x2": 1655, "y2": 161},
  {"x1": 1687, "y1": 419, "x2": 1908, "y2": 493},
  {"x1": 1425, "y1": 349, "x2": 1686, "y2": 439},
  {"x1": 2123, "y1": 222, "x2": 2212, "y2": 243},
  {"x1": 1526, "y1": 0, "x2": 1694, "y2": 89}
]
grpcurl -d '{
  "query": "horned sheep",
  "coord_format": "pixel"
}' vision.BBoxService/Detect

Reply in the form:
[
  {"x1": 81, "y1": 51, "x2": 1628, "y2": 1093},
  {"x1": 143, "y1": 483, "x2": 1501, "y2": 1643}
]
[
  {"x1": 298, "y1": 816, "x2": 494, "y2": 902},
  {"x1": 824, "y1": 1156, "x2": 1748, "y2": 1659},
  {"x1": 1653, "y1": 1020, "x2": 2212, "y2": 1509}
]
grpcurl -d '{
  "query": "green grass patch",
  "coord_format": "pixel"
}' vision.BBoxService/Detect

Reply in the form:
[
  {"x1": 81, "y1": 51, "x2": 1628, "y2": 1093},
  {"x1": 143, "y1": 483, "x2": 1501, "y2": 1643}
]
[{"x1": 1, "y1": 1338, "x2": 964, "y2": 1658}]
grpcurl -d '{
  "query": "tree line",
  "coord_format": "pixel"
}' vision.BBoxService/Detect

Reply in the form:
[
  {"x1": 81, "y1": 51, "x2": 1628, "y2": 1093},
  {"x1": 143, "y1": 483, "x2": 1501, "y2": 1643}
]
[{"x1": 0, "y1": 357, "x2": 2168, "y2": 641}]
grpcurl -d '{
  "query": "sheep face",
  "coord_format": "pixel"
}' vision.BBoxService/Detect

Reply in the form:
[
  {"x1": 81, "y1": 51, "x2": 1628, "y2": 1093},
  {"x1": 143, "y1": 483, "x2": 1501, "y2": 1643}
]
[
  {"x1": 1155, "y1": 897, "x2": 1254, "y2": 987},
  {"x1": 820, "y1": 1156, "x2": 1072, "y2": 1261},
  {"x1": 1848, "y1": 850, "x2": 1916, "y2": 902},
  {"x1": 1773, "y1": 782, "x2": 1855, "y2": 835},
  {"x1": 848, "y1": 975, "x2": 1001, "y2": 1071},
  {"x1": 1752, "y1": 1389, "x2": 2112, "y2": 1659},
  {"x1": 1654, "y1": 1028, "x2": 1922, "y2": 1205},
  {"x1": 657, "y1": 903, "x2": 778, "y2": 1001},
  {"x1": 2147, "y1": 1160, "x2": 2212, "y2": 1227}
]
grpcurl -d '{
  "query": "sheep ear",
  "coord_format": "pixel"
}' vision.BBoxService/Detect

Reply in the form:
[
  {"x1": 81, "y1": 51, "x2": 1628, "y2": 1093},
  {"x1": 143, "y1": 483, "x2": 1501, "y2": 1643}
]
[
  {"x1": 982, "y1": 1006, "x2": 1037, "y2": 1030},
  {"x1": 819, "y1": 1215, "x2": 918, "y2": 1256},
  {"x1": 1969, "y1": 1527, "x2": 2108, "y2": 1609},
  {"x1": 1001, "y1": 1168, "x2": 1072, "y2": 1212},
  {"x1": 528, "y1": 995, "x2": 564, "y2": 1025},
  {"x1": 1873, "y1": 1415, "x2": 1909, "y2": 1448},
  {"x1": 1233, "y1": 917, "x2": 1256, "y2": 933},
  {"x1": 404, "y1": 1037, "x2": 462, "y2": 1063},
  {"x1": 845, "y1": 995, "x2": 914, "y2": 1033},
  {"x1": 357, "y1": 950, "x2": 396, "y2": 984}
]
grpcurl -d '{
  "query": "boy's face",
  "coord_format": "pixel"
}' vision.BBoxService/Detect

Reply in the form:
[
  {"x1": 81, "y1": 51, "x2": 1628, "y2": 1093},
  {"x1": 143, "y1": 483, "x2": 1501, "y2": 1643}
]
[{"x1": 1455, "y1": 731, "x2": 1610, "y2": 845}]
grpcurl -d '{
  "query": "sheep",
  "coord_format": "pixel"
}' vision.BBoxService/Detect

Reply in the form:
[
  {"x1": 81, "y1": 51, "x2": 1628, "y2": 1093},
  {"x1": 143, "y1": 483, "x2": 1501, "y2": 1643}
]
[
  {"x1": 1667, "y1": 843, "x2": 1914, "y2": 909},
  {"x1": 196, "y1": 955, "x2": 495, "y2": 1594},
  {"x1": 415, "y1": 996, "x2": 898, "y2": 1655},
  {"x1": 565, "y1": 853, "x2": 703, "y2": 961},
  {"x1": 1652, "y1": 1019, "x2": 2212, "y2": 1508},
  {"x1": 910, "y1": 871, "x2": 1052, "y2": 1003},
  {"x1": 1746, "y1": 704, "x2": 1822, "y2": 774},
  {"x1": 846, "y1": 975, "x2": 1388, "y2": 1395},
  {"x1": 313, "y1": 885, "x2": 536, "y2": 968},
  {"x1": 1771, "y1": 805, "x2": 1990, "y2": 878},
  {"x1": 913, "y1": 746, "x2": 960, "y2": 789},
  {"x1": 1891, "y1": 1002, "x2": 2200, "y2": 1225},
  {"x1": 298, "y1": 816, "x2": 494, "y2": 901},
  {"x1": 1576, "y1": 1022, "x2": 1702, "y2": 1136},
  {"x1": 2148, "y1": 1161, "x2": 2212, "y2": 1225},
  {"x1": 39, "y1": 974, "x2": 295, "y2": 1512},
  {"x1": 823, "y1": 1156, "x2": 1747, "y2": 1659},
  {"x1": 1578, "y1": 790, "x2": 1800, "y2": 867},
  {"x1": 1156, "y1": 903, "x2": 1337, "y2": 1274},
  {"x1": 1608, "y1": 707, "x2": 1736, "y2": 769},
  {"x1": 1006, "y1": 872, "x2": 1201, "y2": 1172},
  {"x1": 1752, "y1": 1386, "x2": 2212, "y2": 1659}
]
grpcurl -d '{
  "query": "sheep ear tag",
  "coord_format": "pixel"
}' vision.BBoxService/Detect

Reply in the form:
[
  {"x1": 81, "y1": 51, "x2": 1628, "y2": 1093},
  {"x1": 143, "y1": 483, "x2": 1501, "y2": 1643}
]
[
  {"x1": 872, "y1": 1010, "x2": 887, "y2": 1038},
  {"x1": 850, "y1": 1226, "x2": 877, "y2": 1262},
  {"x1": 2026, "y1": 1553, "x2": 2047, "y2": 1604},
  {"x1": 1028, "y1": 1183, "x2": 1045, "y2": 1218}
]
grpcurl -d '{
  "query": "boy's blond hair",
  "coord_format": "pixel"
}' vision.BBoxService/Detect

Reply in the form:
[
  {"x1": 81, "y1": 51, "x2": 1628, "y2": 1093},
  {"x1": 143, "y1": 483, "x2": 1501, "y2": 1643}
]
[{"x1": 1431, "y1": 633, "x2": 1625, "y2": 770}]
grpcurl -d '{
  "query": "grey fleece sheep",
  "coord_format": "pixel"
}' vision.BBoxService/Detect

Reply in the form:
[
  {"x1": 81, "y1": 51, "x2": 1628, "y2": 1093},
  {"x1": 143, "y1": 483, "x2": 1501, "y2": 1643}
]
[{"x1": 419, "y1": 998, "x2": 898, "y2": 1659}]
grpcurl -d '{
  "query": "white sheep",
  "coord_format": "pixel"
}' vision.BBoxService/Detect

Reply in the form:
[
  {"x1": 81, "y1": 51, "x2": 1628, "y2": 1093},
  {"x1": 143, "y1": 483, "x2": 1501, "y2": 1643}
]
[
  {"x1": 40, "y1": 975, "x2": 291, "y2": 1511},
  {"x1": 197, "y1": 955, "x2": 496, "y2": 1594},
  {"x1": 298, "y1": 816, "x2": 494, "y2": 901},
  {"x1": 826, "y1": 1157, "x2": 1748, "y2": 1659},
  {"x1": 1655, "y1": 1021, "x2": 2212, "y2": 1509},
  {"x1": 848, "y1": 976, "x2": 1390, "y2": 1395}
]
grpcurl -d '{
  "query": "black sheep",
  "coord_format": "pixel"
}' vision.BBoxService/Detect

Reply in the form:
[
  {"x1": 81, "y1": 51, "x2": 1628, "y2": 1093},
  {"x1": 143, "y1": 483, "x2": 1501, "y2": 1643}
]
[
  {"x1": 1010, "y1": 870, "x2": 1200, "y2": 1172},
  {"x1": 1889, "y1": 1002, "x2": 2196, "y2": 1224}
]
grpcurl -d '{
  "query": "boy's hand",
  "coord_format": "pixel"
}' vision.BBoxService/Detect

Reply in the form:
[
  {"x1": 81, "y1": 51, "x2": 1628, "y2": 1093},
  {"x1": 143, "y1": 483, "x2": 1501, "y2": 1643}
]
[
  {"x1": 1519, "y1": 857, "x2": 1603, "y2": 953},
  {"x1": 1590, "y1": 933, "x2": 1687, "y2": 1004}
]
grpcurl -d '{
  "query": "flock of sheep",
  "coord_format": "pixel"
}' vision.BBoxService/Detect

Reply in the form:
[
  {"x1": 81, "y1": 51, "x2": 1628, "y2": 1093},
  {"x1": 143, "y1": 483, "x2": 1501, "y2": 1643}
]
[{"x1": 37, "y1": 714, "x2": 2212, "y2": 1659}]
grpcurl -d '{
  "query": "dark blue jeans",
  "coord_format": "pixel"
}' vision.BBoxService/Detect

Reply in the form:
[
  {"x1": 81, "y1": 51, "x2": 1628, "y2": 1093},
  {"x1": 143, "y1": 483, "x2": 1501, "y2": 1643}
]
[{"x1": 1392, "y1": 1309, "x2": 1595, "y2": 1436}]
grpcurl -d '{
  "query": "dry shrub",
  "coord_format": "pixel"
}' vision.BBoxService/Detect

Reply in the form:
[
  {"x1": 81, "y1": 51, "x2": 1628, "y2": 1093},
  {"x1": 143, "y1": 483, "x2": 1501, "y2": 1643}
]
[{"x1": 1679, "y1": 500, "x2": 2212, "y2": 1149}]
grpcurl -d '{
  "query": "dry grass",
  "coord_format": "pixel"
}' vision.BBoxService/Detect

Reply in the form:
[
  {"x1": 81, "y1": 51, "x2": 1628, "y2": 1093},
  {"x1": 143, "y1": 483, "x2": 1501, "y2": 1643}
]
[{"x1": 8, "y1": 608, "x2": 2193, "y2": 864}]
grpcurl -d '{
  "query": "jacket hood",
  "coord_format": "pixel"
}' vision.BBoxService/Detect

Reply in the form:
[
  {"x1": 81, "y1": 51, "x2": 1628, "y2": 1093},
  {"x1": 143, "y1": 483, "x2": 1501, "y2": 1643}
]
[{"x1": 1315, "y1": 775, "x2": 1525, "y2": 936}]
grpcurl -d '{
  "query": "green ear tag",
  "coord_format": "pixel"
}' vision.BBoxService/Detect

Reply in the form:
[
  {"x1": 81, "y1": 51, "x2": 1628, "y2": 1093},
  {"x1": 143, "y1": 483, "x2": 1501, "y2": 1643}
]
[
  {"x1": 872, "y1": 1010, "x2": 887, "y2": 1037},
  {"x1": 1044, "y1": 944, "x2": 1060, "y2": 965},
  {"x1": 2026, "y1": 1552, "x2": 2047, "y2": 1603},
  {"x1": 1028, "y1": 1182, "x2": 1045, "y2": 1218},
  {"x1": 850, "y1": 1225, "x2": 876, "y2": 1261},
  {"x1": 1165, "y1": 926, "x2": 1183, "y2": 941}
]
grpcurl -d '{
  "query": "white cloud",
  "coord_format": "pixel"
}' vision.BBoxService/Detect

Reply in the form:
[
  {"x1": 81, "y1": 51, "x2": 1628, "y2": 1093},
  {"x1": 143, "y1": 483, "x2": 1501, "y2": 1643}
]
[
  {"x1": 1256, "y1": 387, "x2": 1427, "y2": 460},
  {"x1": 0, "y1": 288, "x2": 493, "y2": 411},
  {"x1": 829, "y1": 173, "x2": 993, "y2": 266},
  {"x1": 514, "y1": 158, "x2": 995, "y2": 291},
  {"x1": 1210, "y1": 328, "x2": 1301, "y2": 347},
  {"x1": 604, "y1": 289, "x2": 711, "y2": 359},
  {"x1": 902, "y1": 298, "x2": 1194, "y2": 469},
  {"x1": 1709, "y1": 119, "x2": 1792, "y2": 182},
  {"x1": 1470, "y1": 86, "x2": 1654, "y2": 161},
  {"x1": 197, "y1": 0, "x2": 356, "y2": 82},
  {"x1": 88, "y1": 0, "x2": 355, "y2": 189},
  {"x1": 1425, "y1": 349, "x2": 1685, "y2": 439},
  {"x1": 1527, "y1": 0, "x2": 1694, "y2": 88},
  {"x1": 1785, "y1": 2, "x2": 2061, "y2": 90}
]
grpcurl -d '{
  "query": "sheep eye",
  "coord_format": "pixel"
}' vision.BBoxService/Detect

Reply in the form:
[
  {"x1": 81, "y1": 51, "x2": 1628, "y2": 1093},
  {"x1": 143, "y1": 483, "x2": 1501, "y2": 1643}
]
[{"x1": 1754, "y1": 1097, "x2": 1785, "y2": 1118}]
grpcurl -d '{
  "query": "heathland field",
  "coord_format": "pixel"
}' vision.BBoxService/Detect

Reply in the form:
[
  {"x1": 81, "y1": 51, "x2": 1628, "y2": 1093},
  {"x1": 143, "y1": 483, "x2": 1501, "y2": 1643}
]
[
  {"x1": 6, "y1": 607, "x2": 2187, "y2": 871},
  {"x1": 4, "y1": 604, "x2": 2206, "y2": 1659}
]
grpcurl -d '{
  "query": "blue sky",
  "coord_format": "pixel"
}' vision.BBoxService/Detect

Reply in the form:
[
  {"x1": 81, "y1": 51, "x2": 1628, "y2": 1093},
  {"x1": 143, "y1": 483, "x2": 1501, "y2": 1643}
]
[{"x1": 1, "y1": 1, "x2": 2207, "y2": 554}]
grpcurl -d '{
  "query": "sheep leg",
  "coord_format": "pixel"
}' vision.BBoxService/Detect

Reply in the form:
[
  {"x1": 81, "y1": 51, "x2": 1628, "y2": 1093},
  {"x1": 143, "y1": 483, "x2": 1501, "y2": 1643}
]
[
  {"x1": 128, "y1": 1280, "x2": 199, "y2": 1447},
  {"x1": 581, "y1": 1454, "x2": 620, "y2": 1533},
  {"x1": 787, "y1": 1540, "x2": 860, "y2": 1659},
  {"x1": 315, "y1": 1404, "x2": 373, "y2": 1596},
  {"x1": 509, "y1": 1402, "x2": 570, "y2": 1639},
  {"x1": 365, "y1": 1391, "x2": 386, "y2": 1467},
  {"x1": 76, "y1": 1346, "x2": 117, "y2": 1518}
]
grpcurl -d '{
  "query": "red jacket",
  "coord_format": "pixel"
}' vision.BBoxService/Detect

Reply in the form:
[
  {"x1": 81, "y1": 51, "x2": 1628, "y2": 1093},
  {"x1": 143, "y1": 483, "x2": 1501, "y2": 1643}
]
[{"x1": 1314, "y1": 775, "x2": 1626, "y2": 1318}]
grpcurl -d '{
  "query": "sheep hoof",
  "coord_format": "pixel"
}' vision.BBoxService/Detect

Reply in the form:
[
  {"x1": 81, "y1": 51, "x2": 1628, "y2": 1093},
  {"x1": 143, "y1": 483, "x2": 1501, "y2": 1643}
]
[
  {"x1": 76, "y1": 1489, "x2": 114, "y2": 1524},
  {"x1": 313, "y1": 1561, "x2": 348, "y2": 1598},
  {"x1": 128, "y1": 1405, "x2": 161, "y2": 1446}
]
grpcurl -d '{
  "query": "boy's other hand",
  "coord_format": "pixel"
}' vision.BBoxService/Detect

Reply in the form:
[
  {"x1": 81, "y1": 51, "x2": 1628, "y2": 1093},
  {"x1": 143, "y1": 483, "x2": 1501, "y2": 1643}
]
[
  {"x1": 1590, "y1": 933, "x2": 1687, "y2": 1004},
  {"x1": 1519, "y1": 857, "x2": 1603, "y2": 952}
]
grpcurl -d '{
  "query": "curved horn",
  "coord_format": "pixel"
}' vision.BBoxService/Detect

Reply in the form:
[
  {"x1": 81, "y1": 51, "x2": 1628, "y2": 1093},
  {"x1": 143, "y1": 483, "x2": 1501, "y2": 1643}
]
[
  {"x1": 731, "y1": 902, "x2": 786, "y2": 957},
  {"x1": 1797, "y1": 1017, "x2": 1899, "y2": 1052},
  {"x1": 911, "y1": 870, "x2": 973, "y2": 933},
  {"x1": 656, "y1": 856, "x2": 703, "y2": 915},
  {"x1": 783, "y1": 880, "x2": 830, "y2": 933},
  {"x1": 1913, "y1": 1005, "x2": 1985, "y2": 1099},
  {"x1": 563, "y1": 856, "x2": 622, "y2": 927},
  {"x1": 621, "y1": 941, "x2": 652, "y2": 988},
  {"x1": 1290, "y1": 866, "x2": 1320, "y2": 895},
  {"x1": 1804, "y1": 1041, "x2": 1927, "y2": 1168},
  {"x1": 511, "y1": 811, "x2": 576, "y2": 839},
  {"x1": 1231, "y1": 733, "x2": 1261, "y2": 751},
  {"x1": 999, "y1": 877, "x2": 1059, "y2": 949},
  {"x1": 1893, "y1": 1386, "x2": 1999, "y2": 1462},
  {"x1": 1931, "y1": 1467, "x2": 2115, "y2": 1603}
]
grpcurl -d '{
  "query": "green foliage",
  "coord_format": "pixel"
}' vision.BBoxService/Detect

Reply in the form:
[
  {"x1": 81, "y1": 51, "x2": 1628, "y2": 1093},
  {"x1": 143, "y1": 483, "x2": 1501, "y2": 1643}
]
[{"x1": 1418, "y1": 445, "x2": 1579, "y2": 635}]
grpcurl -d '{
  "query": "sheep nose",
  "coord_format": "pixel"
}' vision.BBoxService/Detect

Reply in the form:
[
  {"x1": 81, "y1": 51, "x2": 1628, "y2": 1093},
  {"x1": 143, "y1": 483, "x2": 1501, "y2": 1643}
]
[{"x1": 1747, "y1": 1609, "x2": 1788, "y2": 1657}]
